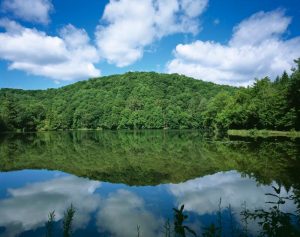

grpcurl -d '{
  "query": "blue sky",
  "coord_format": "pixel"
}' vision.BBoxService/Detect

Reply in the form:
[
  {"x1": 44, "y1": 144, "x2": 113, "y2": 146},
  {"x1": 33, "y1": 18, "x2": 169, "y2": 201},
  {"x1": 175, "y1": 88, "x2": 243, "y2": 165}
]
[{"x1": 0, "y1": 0, "x2": 300, "y2": 89}]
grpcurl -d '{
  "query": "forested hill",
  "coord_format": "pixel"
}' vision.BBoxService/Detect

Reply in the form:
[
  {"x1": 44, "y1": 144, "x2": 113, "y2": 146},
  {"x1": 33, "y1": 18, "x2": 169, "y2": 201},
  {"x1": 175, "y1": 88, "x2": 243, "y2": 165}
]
[{"x1": 1, "y1": 62, "x2": 300, "y2": 132}]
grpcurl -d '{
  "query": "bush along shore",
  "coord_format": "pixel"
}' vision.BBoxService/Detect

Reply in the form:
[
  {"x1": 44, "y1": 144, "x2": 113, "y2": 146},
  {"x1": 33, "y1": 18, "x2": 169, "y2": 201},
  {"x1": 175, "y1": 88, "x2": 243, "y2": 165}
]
[{"x1": 228, "y1": 129, "x2": 300, "y2": 137}]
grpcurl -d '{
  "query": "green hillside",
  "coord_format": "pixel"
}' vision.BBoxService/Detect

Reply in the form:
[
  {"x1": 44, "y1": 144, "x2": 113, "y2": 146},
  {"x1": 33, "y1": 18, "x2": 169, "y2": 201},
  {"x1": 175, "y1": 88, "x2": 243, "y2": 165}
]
[{"x1": 0, "y1": 62, "x2": 300, "y2": 131}]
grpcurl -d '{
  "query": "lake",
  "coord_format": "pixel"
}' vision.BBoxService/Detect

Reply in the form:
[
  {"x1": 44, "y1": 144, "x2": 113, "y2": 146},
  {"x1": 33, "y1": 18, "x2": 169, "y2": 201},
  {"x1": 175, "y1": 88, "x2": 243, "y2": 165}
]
[{"x1": 0, "y1": 131, "x2": 299, "y2": 237}]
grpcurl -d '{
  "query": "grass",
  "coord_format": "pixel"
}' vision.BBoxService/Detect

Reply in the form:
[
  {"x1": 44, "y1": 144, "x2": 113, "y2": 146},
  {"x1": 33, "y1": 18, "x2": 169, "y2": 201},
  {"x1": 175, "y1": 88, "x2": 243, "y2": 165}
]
[{"x1": 228, "y1": 129, "x2": 300, "y2": 138}]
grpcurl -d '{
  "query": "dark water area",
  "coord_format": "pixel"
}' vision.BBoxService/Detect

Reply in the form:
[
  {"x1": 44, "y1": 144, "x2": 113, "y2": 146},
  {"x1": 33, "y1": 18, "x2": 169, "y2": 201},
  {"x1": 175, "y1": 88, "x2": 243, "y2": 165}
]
[{"x1": 0, "y1": 130, "x2": 299, "y2": 237}]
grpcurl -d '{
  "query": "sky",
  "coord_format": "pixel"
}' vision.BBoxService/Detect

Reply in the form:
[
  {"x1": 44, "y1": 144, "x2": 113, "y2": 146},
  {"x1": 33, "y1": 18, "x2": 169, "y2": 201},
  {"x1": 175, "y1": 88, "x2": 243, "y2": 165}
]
[{"x1": 0, "y1": 0, "x2": 299, "y2": 89}]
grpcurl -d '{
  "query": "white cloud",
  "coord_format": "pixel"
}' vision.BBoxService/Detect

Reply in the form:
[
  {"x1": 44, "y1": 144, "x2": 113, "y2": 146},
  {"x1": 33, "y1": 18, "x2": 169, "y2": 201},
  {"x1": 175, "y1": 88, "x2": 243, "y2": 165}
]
[
  {"x1": 166, "y1": 10, "x2": 300, "y2": 86},
  {"x1": 0, "y1": 175, "x2": 101, "y2": 237},
  {"x1": 96, "y1": 189, "x2": 163, "y2": 237},
  {"x1": 95, "y1": 0, "x2": 208, "y2": 67},
  {"x1": 230, "y1": 10, "x2": 291, "y2": 47},
  {"x1": 0, "y1": 20, "x2": 101, "y2": 81},
  {"x1": 1, "y1": 0, "x2": 53, "y2": 24}
]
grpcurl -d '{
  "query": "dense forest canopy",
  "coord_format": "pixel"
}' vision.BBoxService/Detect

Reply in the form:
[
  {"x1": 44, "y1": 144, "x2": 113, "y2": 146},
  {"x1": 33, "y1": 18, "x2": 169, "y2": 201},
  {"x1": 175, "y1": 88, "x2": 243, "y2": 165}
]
[{"x1": 0, "y1": 59, "x2": 300, "y2": 131}]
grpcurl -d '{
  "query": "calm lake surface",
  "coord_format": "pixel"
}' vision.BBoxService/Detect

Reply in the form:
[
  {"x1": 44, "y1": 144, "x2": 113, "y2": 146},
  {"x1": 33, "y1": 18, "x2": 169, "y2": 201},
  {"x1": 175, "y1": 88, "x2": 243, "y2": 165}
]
[{"x1": 0, "y1": 131, "x2": 299, "y2": 237}]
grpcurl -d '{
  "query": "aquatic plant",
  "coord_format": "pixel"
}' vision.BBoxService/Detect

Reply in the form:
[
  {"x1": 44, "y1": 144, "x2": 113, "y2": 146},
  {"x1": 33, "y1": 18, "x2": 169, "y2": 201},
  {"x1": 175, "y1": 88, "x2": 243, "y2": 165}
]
[
  {"x1": 242, "y1": 185, "x2": 300, "y2": 237},
  {"x1": 173, "y1": 204, "x2": 197, "y2": 237},
  {"x1": 63, "y1": 204, "x2": 75, "y2": 237},
  {"x1": 45, "y1": 210, "x2": 55, "y2": 237}
]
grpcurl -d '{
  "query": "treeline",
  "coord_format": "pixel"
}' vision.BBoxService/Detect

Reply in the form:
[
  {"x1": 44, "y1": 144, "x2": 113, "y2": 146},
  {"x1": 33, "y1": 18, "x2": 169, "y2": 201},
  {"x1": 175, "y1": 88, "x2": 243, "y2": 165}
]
[{"x1": 0, "y1": 59, "x2": 299, "y2": 131}]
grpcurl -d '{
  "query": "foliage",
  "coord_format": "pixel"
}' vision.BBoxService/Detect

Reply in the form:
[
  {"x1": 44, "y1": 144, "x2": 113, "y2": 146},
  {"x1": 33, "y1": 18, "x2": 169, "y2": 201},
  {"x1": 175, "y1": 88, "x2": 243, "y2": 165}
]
[
  {"x1": 0, "y1": 72, "x2": 233, "y2": 131},
  {"x1": 1, "y1": 62, "x2": 299, "y2": 132}
]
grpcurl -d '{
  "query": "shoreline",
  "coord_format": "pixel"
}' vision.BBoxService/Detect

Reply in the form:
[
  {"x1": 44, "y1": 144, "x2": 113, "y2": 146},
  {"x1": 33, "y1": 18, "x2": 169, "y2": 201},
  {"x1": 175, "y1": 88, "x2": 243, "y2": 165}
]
[
  {"x1": 228, "y1": 129, "x2": 300, "y2": 138},
  {"x1": 2, "y1": 128, "x2": 300, "y2": 138}
]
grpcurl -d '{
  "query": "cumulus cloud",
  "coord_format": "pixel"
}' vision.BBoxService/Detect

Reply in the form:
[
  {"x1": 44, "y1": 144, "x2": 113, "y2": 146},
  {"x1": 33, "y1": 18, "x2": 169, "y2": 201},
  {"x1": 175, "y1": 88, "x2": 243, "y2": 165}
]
[
  {"x1": 96, "y1": 189, "x2": 163, "y2": 237},
  {"x1": 0, "y1": 20, "x2": 101, "y2": 81},
  {"x1": 166, "y1": 10, "x2": 300, "y2": 86},
  {"x1": 0, "y1": 175, "x2": 101, "y2": 237},
  {"x1": 95, "y1": 0, "x2": 208, "y2": 67},
  {"x1": 1, "y1": 0, "x2": 53, "y2": 24}
]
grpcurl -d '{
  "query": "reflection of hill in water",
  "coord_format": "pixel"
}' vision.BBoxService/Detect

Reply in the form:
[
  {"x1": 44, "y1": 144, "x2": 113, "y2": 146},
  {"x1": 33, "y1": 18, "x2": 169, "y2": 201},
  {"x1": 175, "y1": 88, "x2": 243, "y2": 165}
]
[{"x1": 0, "y1": 131, "x2": 299, "y2": 186}]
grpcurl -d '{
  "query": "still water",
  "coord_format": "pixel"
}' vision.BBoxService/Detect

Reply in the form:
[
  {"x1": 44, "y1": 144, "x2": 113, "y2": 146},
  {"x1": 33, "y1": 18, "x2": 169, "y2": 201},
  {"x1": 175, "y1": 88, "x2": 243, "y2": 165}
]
[{"x1": 0, "y1": 131, "x2": 299, "y2": 237}]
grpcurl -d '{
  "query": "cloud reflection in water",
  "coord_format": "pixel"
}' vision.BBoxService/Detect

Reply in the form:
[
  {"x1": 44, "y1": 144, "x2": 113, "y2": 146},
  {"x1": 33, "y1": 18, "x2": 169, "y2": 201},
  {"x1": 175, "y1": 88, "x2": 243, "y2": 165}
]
[
  {"x1": 0, "y1": 175, "x2": 101, "y2": 237},
  {"x1": 0, "y1": 170, "x2": 297, "y2": 236}
]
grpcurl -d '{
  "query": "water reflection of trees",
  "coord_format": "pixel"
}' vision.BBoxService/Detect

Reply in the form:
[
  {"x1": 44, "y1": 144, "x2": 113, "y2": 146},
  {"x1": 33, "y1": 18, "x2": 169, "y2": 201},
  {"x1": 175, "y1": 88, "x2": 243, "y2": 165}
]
[
  {"x1": 0, "y1": 131, "x2": 299, "y2": 187},
  {"x1": 1, "y1": 131, "x2": 299, "y2": 236}
]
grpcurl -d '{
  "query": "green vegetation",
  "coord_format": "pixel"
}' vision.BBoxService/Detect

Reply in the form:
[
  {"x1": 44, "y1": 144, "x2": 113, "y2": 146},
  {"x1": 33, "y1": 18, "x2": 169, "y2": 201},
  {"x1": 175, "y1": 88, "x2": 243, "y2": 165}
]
[
  {"x1": 1, "y1": 59, "x2": 299, "y2": 132},
  {"x1": 0, "y1": 72, "x2": 234, "y2": 131},
  {"x1": 45, "y1": 205, "x2": 75, "y2": 237},
  {"x1": 0, "y1": 131, "x2": 299, "y2": 186},
  {"x1": 63, "y1": 205, "x2": 75, "y2": 237},
  {"x1": 173, "y1": 205, "x2": 197, "y2": 237},
  {"x1": 242, "y1": 185, "x2": 300, "y2": 237},
  {"x1": 228, "y1": 129, "x2": 300, "y2": 137},
  {"x1": 46, "y1": 211, "x2": 55, "y2": 237}
]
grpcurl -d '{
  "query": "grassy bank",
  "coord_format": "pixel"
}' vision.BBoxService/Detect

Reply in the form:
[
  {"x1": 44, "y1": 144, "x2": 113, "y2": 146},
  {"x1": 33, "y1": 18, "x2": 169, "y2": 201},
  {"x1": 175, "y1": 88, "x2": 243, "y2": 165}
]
[{"x1": 228, "y1": 129, "x2": 300, "y2": 137}]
